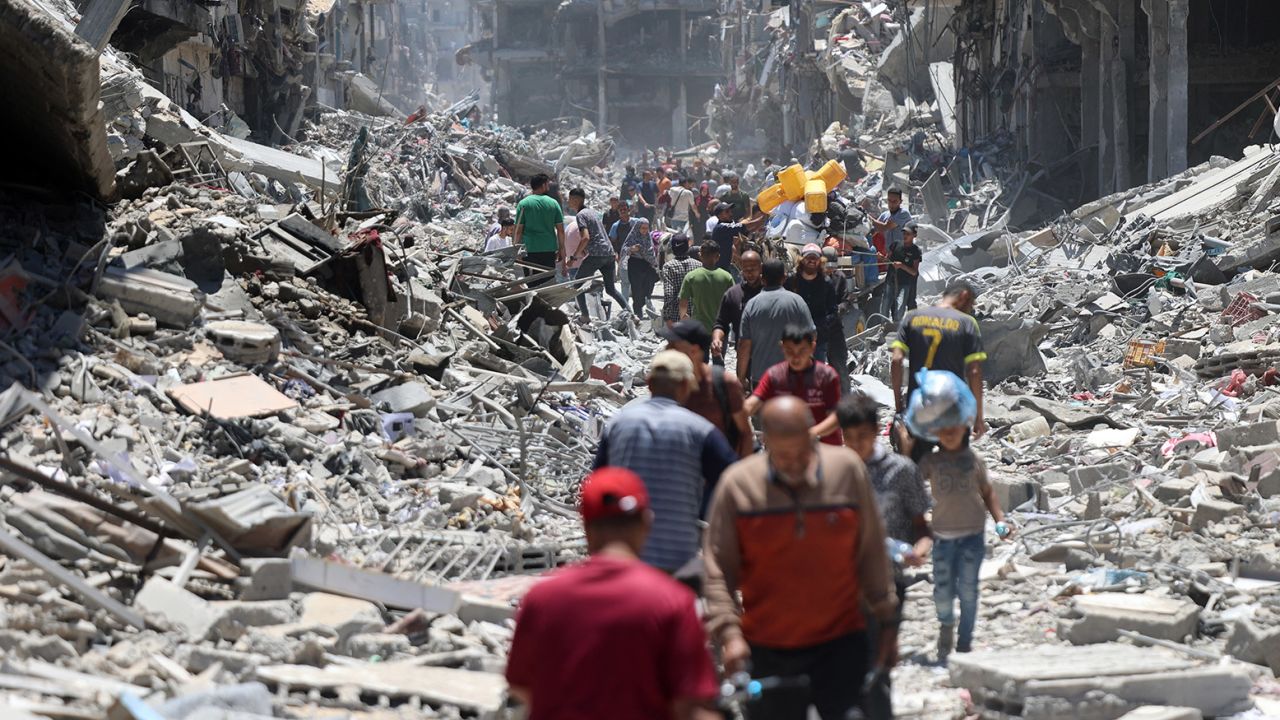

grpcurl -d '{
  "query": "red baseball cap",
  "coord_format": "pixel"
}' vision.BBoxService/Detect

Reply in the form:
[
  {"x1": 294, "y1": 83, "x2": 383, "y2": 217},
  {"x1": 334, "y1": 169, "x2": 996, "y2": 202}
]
[{"x1": 579, "y1": 468, "x2": 650, "y2": 524}]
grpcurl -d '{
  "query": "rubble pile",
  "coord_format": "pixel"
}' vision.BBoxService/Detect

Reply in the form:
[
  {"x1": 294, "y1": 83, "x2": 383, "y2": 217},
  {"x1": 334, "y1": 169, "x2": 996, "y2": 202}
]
[
  {"x1": 0, "y1": 28, "x2": 652, "y2": 712},
  {"x1": 855, "y1": 145, "x2": 1280, "y2": 718}
]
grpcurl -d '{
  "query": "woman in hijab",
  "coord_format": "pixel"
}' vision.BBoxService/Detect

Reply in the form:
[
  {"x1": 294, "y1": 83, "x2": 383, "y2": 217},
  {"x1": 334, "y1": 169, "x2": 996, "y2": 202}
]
[
  {"x1": 622, "y1": 217, "x2": 659, "y2": 318},
  {"x1": 695, "y1": 181, "x2": 714, "y2": 218}
]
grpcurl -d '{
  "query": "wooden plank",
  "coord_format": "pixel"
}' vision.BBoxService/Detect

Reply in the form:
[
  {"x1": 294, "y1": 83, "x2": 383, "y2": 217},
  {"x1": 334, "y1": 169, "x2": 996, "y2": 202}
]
[{"x1": 0, "y1": 527, "x2": 145, "y2": 629}]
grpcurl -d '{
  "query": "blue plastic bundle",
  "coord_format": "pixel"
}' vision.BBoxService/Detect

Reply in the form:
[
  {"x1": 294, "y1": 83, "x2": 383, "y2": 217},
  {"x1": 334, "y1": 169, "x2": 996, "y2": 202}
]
[{"x1": 903, "y1": 368, "x2": 977, "y2": 441}]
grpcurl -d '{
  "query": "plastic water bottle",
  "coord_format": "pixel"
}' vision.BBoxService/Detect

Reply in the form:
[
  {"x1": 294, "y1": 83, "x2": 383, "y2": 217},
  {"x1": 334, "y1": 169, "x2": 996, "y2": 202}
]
[
  {"x1": 885, "y1": 538, "x2": 913, "y2": 564},
  {"x1": 995, "y1": 521, "x2": 1010, "y2": 538}
]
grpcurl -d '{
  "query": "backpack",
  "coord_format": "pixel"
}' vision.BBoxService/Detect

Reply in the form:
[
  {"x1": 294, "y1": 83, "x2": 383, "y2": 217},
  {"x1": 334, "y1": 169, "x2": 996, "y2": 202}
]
[{"x1": 709, "y1": 364, "x2": 741, "y2": 450}]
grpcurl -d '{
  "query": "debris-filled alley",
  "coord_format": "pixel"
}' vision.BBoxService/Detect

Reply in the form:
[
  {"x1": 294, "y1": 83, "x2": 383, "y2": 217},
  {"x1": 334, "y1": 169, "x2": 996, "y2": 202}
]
[{"x1": 5, "y1": 0, "x2": 1280, "y2": 718}]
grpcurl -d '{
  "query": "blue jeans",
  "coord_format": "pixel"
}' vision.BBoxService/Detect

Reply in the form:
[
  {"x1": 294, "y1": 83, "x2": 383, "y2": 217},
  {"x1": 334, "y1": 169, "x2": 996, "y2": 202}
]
[
  {"x1": 891, "y1": 277, "x2": 917, "y2": 322},
  {"x1": 933, "y1": 532, "x2": 984, "y2": 650}
]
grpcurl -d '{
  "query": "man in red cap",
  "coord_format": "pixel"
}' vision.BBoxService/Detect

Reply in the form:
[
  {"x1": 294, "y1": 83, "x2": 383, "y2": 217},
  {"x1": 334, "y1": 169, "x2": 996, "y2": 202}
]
[{"x1": 506, "y1": 468, "x2": 721, "y2": 720}]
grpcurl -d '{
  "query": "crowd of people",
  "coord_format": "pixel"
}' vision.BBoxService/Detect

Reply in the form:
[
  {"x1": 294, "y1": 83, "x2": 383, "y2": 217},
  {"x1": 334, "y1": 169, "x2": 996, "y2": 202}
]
[{"x1": 493, "y1": 154, "x2": 1005, "y2": 719}]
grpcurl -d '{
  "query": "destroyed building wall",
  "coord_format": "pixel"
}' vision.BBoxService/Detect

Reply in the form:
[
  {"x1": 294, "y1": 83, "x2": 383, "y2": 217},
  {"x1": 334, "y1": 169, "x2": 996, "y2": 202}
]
[
  {"x1": 468, "y1": 0, "x2": 722, "y2": 148},
  {"x1": 0, "y1": 0, "x2": 116, "y2": 199},
  {"x1": 954, "y1": 0, "x2": 1280, "y2": 208}
]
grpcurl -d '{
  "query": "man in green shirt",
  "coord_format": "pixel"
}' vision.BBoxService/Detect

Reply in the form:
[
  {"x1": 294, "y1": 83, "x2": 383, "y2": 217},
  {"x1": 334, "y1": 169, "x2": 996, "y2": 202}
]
[
  {"x1": 514, "y1": 173, "x2": 566, "y2": 285},
  {"x1": 679, "y1": 243, "x2": 736, "y2": 332}
]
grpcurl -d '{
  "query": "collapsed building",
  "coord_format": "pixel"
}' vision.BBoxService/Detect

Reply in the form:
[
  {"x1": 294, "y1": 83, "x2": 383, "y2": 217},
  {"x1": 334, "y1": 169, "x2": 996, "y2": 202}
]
[{"x1": 462, "y1": 0, "x2": 724, "y2": 148}]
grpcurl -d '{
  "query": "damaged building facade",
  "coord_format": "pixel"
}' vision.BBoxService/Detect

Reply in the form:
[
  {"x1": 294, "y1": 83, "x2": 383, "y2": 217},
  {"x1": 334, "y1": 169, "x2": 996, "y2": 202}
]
[
  {"x1": 940, "y1": 0, "x2": 1280, "y2": 204},
  {"x1": 88, "y1": 0, "x2": 461, "y2": 144},
  {"x1": 463, "y1": 0, "x2": 723, "y2": 148}
]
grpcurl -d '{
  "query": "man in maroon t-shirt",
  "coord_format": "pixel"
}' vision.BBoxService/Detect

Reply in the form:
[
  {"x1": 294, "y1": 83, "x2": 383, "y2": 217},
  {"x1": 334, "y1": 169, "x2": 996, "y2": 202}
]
[
  {"x1": 506, "y1": 467, "x2": 721, "y2": 720},
  {"x1": 743, "y1": 324, "x2": 843, "y2": 445}
]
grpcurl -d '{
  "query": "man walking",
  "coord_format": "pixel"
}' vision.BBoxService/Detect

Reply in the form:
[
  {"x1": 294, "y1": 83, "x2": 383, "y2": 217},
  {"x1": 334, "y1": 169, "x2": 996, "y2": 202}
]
[
  {"x1": 785, "y1": 243, "x2": 841, "y2": 363},
  {"x1": 737, "y1": 258, "x2": 814, "y2": 388},
  {"x1": 679, "y1": 243, "x2": 735, "y2": 333},
  {"x1": 610, "y1": 202, "x2": 638, "y2": 306},
  {"x1": 721, "y1": 172, "x2": 751, "y2": 221},
  {"x1": 661, "y1": 235, "x2": 702, "y2": 327},
  {"x1": 890, "y1": 279, "x2": 987, "y2": 457},
  {"x1": 870, "y1": 188, "x2": 911, "y2": 320},
  {"x1": 661, "y1": 320, "x2": 755, "y2": 458},
  {"x1": 711, "y1": 250, "x2": 763, "y2": 365},
  {"x1": 513, "y1": 174, "x2": 565, "y2": 286},
  {"x1": 566, "y1": 188, "x2": 630, "y2": 323},
  {"x1": 709, "y1": 203, "x2": 765, "y2": 279},
  {"x1": 594, "y1": 351, "x2": 737, "y2": 572},
  {"x1": 704, "y1": 396, "x2": 899, "y2": 719},
  {"x1": 823, "y1": 245, "x2": 853, "y2": 393},
  {"x1": 507, "y1": 467, "x2": 721, "y2": 720},
  {"x1": 888, "y1": 221, "x2": 922, "y2": 322},
  {"x1": 669, "y1": 176, "x2": 700, "y2": 233},
  {"x1": 638, "y1": 170, "x2": 659, "y2": 223}
]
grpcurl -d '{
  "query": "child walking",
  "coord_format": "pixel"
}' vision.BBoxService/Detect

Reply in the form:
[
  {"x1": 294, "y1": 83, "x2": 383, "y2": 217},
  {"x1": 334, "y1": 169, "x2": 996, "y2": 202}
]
[{"x1": 918, "y1": 420, "x2": 1011, "y2": 661}]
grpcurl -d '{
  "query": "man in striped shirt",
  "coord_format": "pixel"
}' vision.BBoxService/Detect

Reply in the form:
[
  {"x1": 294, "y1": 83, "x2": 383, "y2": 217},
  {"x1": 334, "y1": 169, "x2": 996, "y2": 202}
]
[{"x1": 593, "y1": 351, "x2": 738, "y2": 572}]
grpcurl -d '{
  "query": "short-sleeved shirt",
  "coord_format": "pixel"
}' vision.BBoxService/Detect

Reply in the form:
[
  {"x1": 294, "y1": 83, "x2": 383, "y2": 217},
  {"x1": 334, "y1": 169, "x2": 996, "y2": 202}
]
[
  {"x1": 683, "y1": 363, "x2": 746, "y2": 442},
  {"x1": 576, "y1": 208, "x2": 613, "y2": 257},
  {"x1": 864, "y1": 444, "x2": 930, "y2": 543},
  {"x1": 506, "y1": 555, "x2": 719, "y2": 720},
  {"x1": 878, "y1": 208, "x2": 912, "y2": 249},
  {"x1": 640, "y1": 180, "x2": 659, "y2": 204},
  {"x1": 679, "y1": 267, "x2": 735, "y2": 331},
  {"x1": 919, "y1": 448, "x2": 990, "y2": 538},
  {"x1": 785, "y1": 272, "x2": 839, "y2": 332},
  {"x1": 610, "y1": 218, "x2": 636, "y2": 255},
  {"x1": 889, "y1": 241, "x2": 922, "y2": 286},
  {"x1": 662, "y1": 257, "x2": 702, "y2": 322},
  {"x1": 670, "y1": 186, "x2": 697, "y2": 223},
  {"x1": 890, "y1": 306, "x2": 986, "y2": 395},
  {"x1": 564, "y1": 219, "x2": 585, "y2": 270},
  {"x1": 515, "y1": 194, "x2": 563, "y2": 253},
  {"x1": 722, "y1": 189, "x2": 751, "y2": 220},
  {"x1": 711, "y1": 222, "x2": 747, "y2": 272},
  {"x1": 752, "y1": 360, "x2": 842, "y2": 445},
  {"x1": 713, "y1": 281, "x2": 762, "y2": 344},
  {"x1": 740, "y1": 287, "x2": 815, "y2": 386}
]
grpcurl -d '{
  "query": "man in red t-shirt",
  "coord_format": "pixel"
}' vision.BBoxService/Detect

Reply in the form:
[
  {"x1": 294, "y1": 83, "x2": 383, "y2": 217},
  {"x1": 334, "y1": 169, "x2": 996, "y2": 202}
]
[
  {"x1": 743, "y1": 324, "x2": 843, "y2": 445},
  {"x1": 505, "y1": 468, "x2": 721, "y2": 720}
]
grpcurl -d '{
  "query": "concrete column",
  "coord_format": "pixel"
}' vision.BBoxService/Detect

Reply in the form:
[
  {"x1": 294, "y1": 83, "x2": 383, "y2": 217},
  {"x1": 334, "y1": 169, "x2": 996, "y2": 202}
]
[
  {"x1": 1144, "y1": 0, "x2": 1169, "y2": 181},
  {"x1": 596, "y1": 8, "x2": 607, "y2": 132},
  {"x1": 1112, "y1": 0, "x2": 1134, "y2": 190},
  {"x1": 1167, "y1": 0, "x2": 1189, "y2": 173}
]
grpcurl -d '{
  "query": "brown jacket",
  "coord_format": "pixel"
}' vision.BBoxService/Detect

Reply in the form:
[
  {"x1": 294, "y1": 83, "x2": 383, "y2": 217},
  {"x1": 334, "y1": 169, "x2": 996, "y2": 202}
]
[{"x1": 704, "y1": 444, "x2": 897, "y2": 649}]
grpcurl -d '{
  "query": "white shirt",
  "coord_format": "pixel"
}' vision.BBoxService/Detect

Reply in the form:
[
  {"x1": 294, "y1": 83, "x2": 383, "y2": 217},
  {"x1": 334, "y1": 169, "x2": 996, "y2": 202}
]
[
  {"x1": 484, "y1": 233, "x2": 512, "y2": 252},
  {"x1": 670, "y1": 186, "x2": 696, "y2": 222}
]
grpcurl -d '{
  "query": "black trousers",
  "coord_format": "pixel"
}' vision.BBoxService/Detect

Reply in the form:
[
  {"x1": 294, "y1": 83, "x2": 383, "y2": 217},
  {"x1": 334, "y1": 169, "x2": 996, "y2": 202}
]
[
  {"x1": 628, "y1": 261, "x2": 659, "y2": 316},
  {"x1": 747, "y1": 632, "x2": 870, "y2": 720},
  {"x1": 524, "y1": 251, "x2": 557, "y2": 287}
]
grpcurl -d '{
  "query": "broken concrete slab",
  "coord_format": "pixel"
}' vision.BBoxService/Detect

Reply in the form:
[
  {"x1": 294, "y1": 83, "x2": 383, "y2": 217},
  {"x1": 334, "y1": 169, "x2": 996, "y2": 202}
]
[
  {"x1": 951, "y1": 644, "x2": 1250, "y2": 720},
  {"x1": 369, "y1": 382, "x2": 437, "y2": 417},
  {"x1": 1225, "y1": 617, "x2": 1280, "y2": 669},
  {"x1": 1059, "y1": 594, "x2": 1200, "y2": 645},
  {"x1": 254, "y1": 662, "x2": 504, "y2": 713},
  {"x1": 188, "y1": 486, "x2": 311, "y2": 554},
  {"x1": 291, "y1": 554, "x2": 461, "y2": 614},
  {"x1": 1215, "y1": 419, "x2": 1280, "y2": 451},
  {"x1": 297, "y1": 592, "x2": 384, "y2": 644},
  {"x1": 1069, "y1": 463, "x2": 1131, "y2": 493},
  {"x1": 236, "y1": 558, "x2": 293, "y2": 601},
  {"x1": 205, "y1": 321, "x2": 281, "y2": 365},
  {"x1": 1116, "y1": 708, "x2": 1201, "y2": 720},
  {"x1": 1191, "y1": 498, "x2": 1245, "y2": 529},
  {"x1": 134, "y1": 577, "x2": 218, "y2": 640},
  {"x1": 97, "y1": 266, "x2": 205, "y2": 327}
]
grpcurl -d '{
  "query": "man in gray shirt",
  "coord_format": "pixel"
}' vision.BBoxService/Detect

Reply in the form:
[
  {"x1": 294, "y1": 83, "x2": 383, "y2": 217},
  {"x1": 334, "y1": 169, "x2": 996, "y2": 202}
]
[
  {"x1": 737, "y1": 258, "x2": 815, "y2": 388},
  {"x1": 567, "y1": 188, "x2": 630, "y2": 322}
]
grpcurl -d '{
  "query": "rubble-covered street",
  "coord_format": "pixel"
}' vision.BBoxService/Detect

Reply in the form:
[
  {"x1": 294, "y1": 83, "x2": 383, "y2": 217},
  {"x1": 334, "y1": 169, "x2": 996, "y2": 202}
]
[{"x1": 5, "y1": 0, "x2": 1280, "y2": 718}]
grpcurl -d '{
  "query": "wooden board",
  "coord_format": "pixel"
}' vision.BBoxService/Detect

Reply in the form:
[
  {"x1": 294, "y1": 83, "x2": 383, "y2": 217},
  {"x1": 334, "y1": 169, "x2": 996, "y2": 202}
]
[{"x1": 168, "y1": 374, "x2": 297, "y2": 420}]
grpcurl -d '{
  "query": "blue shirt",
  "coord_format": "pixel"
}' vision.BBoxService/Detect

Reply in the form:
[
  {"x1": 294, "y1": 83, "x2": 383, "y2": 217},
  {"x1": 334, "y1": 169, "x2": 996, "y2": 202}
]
[
  {"x1": 593, "y1": 397, "x2": 737, "y2": 571},
  {"x1": 878, "y1": 208, "x2": 912, "y2": 249}
]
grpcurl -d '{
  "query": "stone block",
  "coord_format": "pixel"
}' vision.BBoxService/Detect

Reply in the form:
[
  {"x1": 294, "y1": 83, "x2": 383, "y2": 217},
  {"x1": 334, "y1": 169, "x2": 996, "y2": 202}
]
[
  {"x1": 345, "y1": 632, "x2": 412, "y2": 659},
  {"x1": 1059, "y1": 594, "x2": 1200, "y2": 645},
  {"x1": 237, "y1": 558, "x2": 293, "y2": 601},
  {"x1": 1069, "y1": 463, "x2": 1130, "y2": 494},
  {"x1": 135, "y1": 578, "x2": 219, "y2": 641},
  {"x1": 210, "y1": 600, "x2": 298, "y2": 641},
  {"x1": 990, "y1": 475, "x2": 1041, "y2": 512},
  {"x1": 1216, "y1": 420, "x2": 1280, "y2": 451},
  {"x1": 1191, "y1": 498, "x2": 1244, "y2": 529},
  {"x1": 456, "y1": 594, "x2": 516, "y2": 625},
  {"x1": 370, "y1": 382, "x2": 436, "y2": 417},
  {"x1": 1225, "y1": 617, "x2": 1280, "y2": 666},
  {"x1": 1153, "y1": 477, "x2": 1197, "y2": 503},
  {"x1": 299, "y1": 592, "x2": 383, "y2": 643}
]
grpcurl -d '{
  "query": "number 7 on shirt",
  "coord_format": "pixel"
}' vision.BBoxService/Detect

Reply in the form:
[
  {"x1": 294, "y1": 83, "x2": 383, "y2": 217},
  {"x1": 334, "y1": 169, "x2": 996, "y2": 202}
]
[{"x1": 922, "y1": 328, "x2": 943, "y2": 368}]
